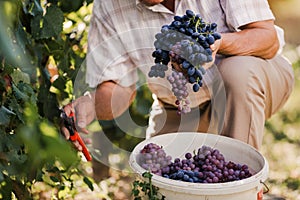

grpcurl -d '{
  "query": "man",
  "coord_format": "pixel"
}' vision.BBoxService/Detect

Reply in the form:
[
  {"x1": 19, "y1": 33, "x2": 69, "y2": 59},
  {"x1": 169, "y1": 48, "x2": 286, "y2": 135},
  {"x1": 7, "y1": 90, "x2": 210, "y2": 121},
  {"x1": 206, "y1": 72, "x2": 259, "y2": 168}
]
[{"x1": 62, "y1": 0, "x2": 293, "y2": 156}]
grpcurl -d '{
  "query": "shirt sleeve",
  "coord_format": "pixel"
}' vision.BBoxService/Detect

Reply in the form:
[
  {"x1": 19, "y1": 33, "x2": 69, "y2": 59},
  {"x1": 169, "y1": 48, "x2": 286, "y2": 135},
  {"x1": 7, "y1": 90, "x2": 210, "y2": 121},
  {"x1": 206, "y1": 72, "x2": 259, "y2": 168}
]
[
  {"x1": 219, "y1": 0, "x2": 275, "y2": 31},
  {"x1": 86, "y1": 1, "x2": 138, "y2": 88}
]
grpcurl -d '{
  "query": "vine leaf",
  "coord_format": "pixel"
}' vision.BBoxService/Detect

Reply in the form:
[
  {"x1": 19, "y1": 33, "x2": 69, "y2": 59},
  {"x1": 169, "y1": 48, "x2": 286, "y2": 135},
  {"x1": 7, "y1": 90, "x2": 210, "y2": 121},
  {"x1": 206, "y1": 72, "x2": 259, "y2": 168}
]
[
  {"x1": 132, "y1": 171, "x2": 165, "y2": 200},
  {"x1": 50, "y1": 176, "x2": 60, "y2": 183},
  {"x1": 10, "y1": 69, "x2": 30, "y2": 84},
  {"x1": 40, "y1": 5, "x2": 63, "y2": 39},
  {"x1": 83, "y1": 176, "x2": 94, "y2": 191},
  {"x1": 0, "y1": 106, "x2": 15, "y2": 125},
  {"x1": 31, "y1": 5, "x2": 64, "y2": 39}
]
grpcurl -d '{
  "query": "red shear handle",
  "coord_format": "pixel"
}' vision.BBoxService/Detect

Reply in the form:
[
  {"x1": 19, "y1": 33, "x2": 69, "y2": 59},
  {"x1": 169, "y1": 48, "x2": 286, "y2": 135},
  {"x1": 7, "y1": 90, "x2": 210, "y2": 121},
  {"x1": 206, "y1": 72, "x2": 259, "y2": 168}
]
[{"x1": 70, "y1": 132, "x2": 92, "y2": 161}]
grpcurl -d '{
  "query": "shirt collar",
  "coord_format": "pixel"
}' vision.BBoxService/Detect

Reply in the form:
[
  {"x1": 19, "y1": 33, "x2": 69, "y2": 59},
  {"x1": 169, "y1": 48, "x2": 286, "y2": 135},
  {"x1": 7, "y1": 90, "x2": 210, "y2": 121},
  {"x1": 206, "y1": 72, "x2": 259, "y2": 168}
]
[{"x1": 136, "y1": 0, "x2": 174, "y2": 14}]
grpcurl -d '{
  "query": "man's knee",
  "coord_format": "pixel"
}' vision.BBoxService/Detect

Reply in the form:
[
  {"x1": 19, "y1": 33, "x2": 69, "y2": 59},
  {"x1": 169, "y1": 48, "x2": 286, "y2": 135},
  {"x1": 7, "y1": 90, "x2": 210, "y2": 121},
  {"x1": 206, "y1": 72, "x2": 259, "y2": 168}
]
[{"x1": 217, "y1": 56, "x2": 266, "y2": 94}]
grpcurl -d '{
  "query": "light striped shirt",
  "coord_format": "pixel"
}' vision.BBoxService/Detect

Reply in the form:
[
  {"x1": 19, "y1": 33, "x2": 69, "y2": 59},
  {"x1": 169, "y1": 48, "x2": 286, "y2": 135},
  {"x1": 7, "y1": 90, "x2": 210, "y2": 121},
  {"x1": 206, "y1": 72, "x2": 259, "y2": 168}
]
[{"x1": 86, "y1": 0, "x2": 284, "y2": 107}]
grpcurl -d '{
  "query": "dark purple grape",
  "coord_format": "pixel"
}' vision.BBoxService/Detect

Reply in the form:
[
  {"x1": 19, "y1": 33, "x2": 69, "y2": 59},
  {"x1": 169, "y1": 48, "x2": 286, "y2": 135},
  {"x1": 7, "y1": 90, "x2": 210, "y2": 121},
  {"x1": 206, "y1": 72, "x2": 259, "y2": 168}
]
[{"x1": 185, "y1": 152, "x2": 192, "y2": 160}]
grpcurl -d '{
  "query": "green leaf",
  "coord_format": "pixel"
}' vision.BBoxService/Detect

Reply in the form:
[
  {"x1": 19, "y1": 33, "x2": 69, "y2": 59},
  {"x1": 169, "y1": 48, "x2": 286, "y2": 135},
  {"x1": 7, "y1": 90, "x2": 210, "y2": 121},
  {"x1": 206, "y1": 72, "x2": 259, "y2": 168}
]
[
  {"x1": 40, "y1": 5, "x2": 64, "y2": 39},
  {"x1": 50, "y1": 176, "x2": 60, "y2": 182},
  {"x1": 142, "y1": 171, "x2": 152, "y2": 179},
  {"x1": 0, "y1": 106, "x2": 15, "y2": 125},
  {"x1": 83, "y1": 176, "x2": 94, "y2": 191},
  {"x1": 44, "y1": 39, "x2": 64, "y2": 58},
  {"x1": 15, "y1": 22, "x2": 29, "y2": 53},
  {"x1": 0, "y1": 172, "x2": 3, "y2": 182},
  {"x1": 59, "y1": 0, "x2": 84, "y2": 13},
  {"x1": 12, "y1": 83, "x2": 28, "y2": 101},
  {"x1": 0, "y1": 179, "x2": 13, "y2": 200},
  {"x1": 46, "y1": 166, "x2": 60, "y2": 173},
  {"x1": 8, "y1": 98, "x2": 25, "y2": 123},
  {"x1": 30, "y1": 14, "x2": 43, "y2": 39},
  {"x1": 10, "y1": 69, "x2": 30, "y2": 84},
  {"x1": 7, "y1": 150, "x2": 27, "y2": 164},
  {"x1": 58, "y1": 185, "x2": 65, "y2": 191},
  {"x1": 30, "y1": 5, "x2": 64, "y2": 39},
  {"x1": 52, "y1": 76, "x2": 67, "y2": 91},
  {"x1": 35, "y1": 170, "x2": 44, "y2": 181},
  {"x1": 132, "y1": 189, "x2": 140, "y2": 196}
]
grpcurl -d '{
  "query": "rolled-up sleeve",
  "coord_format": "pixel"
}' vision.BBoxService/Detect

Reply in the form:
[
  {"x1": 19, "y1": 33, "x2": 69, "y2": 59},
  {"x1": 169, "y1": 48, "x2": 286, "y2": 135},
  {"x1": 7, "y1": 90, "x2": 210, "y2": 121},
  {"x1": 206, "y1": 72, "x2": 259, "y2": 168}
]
[
  {"x1": 86, "y1": 1, "x2": 137, "y2": 88},
  {"x1": 220, "y1": 0, "x2": 275, "y2": 31}
]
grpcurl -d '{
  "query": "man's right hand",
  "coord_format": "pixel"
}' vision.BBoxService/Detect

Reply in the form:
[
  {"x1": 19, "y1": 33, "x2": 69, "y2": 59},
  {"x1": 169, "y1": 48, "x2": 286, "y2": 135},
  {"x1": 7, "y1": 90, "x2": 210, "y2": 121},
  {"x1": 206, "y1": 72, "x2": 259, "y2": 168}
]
[{"x1": 61, "y1": 93, "x2": 96, "y2": 151}]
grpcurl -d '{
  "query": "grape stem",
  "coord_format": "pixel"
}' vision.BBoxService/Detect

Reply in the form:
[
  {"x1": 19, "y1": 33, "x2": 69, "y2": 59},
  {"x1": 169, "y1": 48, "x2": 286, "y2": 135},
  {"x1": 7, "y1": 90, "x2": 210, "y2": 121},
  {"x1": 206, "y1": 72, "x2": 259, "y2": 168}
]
[
  {"x1": 195, "y1": 18, "x2": 201, "y2": 33},
  {"x1": 149, "y1": 173, "x2": 154, "y2": 197}
]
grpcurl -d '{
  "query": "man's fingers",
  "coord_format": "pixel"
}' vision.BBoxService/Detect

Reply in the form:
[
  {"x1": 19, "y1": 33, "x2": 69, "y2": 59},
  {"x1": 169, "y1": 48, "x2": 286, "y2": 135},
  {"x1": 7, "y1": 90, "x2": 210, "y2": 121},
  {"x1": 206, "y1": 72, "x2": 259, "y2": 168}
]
[
  {"x1": 84, "y1": 137, "x2": 92, "y2": 144},
  {"x1": 61, "y1": 126, "x2": 70, "y2": 140},
  {"x1": 75, "y1": 109, "x2": 88, "y2": 131},
  {"x1": 73, "y1": 140, "x2": 83, "y2": 151},
  {"x1": 61, "y1": 125, "x2": 84, "y2": 151},
  {"x1": 79, "y1": 127, "x2": 89, "y2": 134},
  {"x1": 63, "y1": 103, "x2": 74, "y2": 116}
]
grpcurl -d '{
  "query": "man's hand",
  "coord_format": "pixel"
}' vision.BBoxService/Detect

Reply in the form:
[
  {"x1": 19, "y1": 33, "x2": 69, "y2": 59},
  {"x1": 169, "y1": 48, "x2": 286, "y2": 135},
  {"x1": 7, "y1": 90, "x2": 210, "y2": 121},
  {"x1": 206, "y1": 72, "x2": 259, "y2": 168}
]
[
  {"x1": 202, "y1": 39, "x2": 222, "y2": 70},
  {"x1": 61, "y1": 94, "x2": 96, "y2": 151}
]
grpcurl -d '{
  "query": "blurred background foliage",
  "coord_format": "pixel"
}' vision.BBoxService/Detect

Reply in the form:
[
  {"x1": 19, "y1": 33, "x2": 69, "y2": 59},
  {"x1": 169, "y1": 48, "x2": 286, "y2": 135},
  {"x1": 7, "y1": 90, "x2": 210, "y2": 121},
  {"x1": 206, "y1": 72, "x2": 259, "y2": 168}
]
[
  {"x1": 0, "y1": 0, "x2": 95, "y2": 199},
  {"x1": 0, "y1": 0, "x2": 299, "y2": 199}
]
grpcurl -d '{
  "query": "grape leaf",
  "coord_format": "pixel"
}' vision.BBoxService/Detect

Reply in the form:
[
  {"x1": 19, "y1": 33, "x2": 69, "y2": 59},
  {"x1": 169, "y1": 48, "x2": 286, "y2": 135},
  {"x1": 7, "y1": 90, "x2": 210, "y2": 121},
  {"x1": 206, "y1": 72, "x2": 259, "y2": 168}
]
[
  {"x1": 15, "y1": 23, "x2": 29, "y2": 53},
  {"x1": 59, "y1": 0, "x2": 84, "y2": 13},
  {"x1": 0, "y1": 106, "x2": 15, "y2": 126},
  {"x1": 83, "y1": 176, "x2": 94, "y2": 191},
  {"x1": 50, "y1": 176, "x2": 60, "y2": 182},
  {"x1": 31, "y1": 5, "x2": 64, "y2": 39},
  {"x1": 0, "y1": 171, "x2": 3, "y2": 182},
  {"x1": 10, "y1": 69, "x2": 30, "y2": 84},
  {"x1": 12, "y1": 84, "x2": 28, "y2": 101},
  {"x1": 40, "y1": 5, "x2": 63, "y2": 39},
  {"x1": 8, "y1": 98, "x2": 25, "y2": 123},
  {"x1": 30, "y1": 14, "x2": 43, "y2": 39}
]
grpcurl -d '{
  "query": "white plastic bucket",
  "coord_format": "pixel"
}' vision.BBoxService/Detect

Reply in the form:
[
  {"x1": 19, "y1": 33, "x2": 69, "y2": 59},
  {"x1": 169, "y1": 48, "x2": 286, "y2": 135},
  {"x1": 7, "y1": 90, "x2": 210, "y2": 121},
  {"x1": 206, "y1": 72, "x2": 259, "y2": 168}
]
[{"x1": 129, "y1": 132, "x2": 268, "y2": 200}]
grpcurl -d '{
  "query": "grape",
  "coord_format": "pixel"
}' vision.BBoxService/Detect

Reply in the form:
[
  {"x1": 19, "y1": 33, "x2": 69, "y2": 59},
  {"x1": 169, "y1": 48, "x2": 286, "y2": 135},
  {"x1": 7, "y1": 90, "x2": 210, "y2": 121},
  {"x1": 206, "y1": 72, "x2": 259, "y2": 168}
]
[
  {"x1": 167, "y1": 70, "x2": 191, "y2": 114},
  {"x1": 148, "y1": 10, "x2": 221, "y2": 114},
  {"x1": 139, "y1": 143, "x2": 172, "y2": 176},
  {"x1": 138, "y1": 143, "x2": 253, "y2": 184}
]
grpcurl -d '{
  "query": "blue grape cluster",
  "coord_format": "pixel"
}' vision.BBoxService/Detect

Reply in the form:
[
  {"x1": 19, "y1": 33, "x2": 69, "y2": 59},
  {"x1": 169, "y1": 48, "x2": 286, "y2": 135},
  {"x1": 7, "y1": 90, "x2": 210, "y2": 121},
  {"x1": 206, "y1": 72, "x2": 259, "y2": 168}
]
[
  {"x1": 139, "y1": 143, "x2": 252, "y2": 184},
  {"x1": 148, "y1": 10, "x2": 221, "y2": 114}
]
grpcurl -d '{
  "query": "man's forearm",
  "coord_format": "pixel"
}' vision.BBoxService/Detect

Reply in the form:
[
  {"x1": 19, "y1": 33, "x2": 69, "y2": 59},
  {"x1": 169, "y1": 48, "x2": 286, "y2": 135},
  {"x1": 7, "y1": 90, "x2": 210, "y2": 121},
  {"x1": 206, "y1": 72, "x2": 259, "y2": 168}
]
[
  {"x1": 218, "y1": 20, "x2": 280, "y2": 59},
  {"x1": 94, "y1": 81, "x2": 136, "y2": 120}
]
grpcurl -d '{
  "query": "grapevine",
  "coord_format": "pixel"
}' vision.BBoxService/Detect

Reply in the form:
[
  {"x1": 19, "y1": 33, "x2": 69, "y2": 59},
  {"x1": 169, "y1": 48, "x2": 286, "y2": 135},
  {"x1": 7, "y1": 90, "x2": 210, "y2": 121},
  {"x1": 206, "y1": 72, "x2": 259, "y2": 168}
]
[
  {"x1": 132, "y1": 171, "x2": 166, "y2": 200},
  {"x1": 148, "y1": 10, "x2": 221, "y2": 114}
]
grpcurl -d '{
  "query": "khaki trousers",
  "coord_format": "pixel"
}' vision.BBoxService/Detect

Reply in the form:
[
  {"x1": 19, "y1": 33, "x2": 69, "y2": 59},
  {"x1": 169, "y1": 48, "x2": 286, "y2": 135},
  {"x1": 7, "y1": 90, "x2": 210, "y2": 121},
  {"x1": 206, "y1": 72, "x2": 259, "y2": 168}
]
[{"x1": 146, "y1": 55, "x2": 294, "y2": 149}]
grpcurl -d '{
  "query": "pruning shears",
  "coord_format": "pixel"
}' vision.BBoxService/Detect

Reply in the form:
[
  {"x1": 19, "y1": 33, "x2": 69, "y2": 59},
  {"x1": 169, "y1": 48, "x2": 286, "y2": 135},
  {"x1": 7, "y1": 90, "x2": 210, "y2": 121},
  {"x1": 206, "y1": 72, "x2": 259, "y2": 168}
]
[{"x1": 60, "y1": 109, "x2": 92, "y2": 161}]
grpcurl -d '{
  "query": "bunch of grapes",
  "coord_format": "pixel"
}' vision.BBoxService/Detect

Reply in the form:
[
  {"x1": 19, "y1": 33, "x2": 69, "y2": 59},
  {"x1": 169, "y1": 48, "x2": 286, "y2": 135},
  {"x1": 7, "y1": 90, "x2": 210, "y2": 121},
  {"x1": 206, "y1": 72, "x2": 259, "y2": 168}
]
[
  {"x1": 139, "y1": 143, "x2": 172, "y2": 176},
  {"x1": 139, "y1": 143, "x2": 252, "y2": 183},
  {"x1": 148, "y1": 10, "x2": 221, "y2": 114},
  {"x1": 167, "y1": 71, "x2": 191, "y2": 114}
]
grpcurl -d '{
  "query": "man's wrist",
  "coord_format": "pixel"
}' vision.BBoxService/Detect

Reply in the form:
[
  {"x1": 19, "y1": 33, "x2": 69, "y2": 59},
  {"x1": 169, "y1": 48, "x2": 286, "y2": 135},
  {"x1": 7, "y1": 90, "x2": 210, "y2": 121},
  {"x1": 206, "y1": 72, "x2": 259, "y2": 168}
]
[
  {"x1": 83, "y1": 91, "x2": 96, "y2": 105},
  {"x1": 84, "y1": 91, "x2": 93, "y2": 99}
]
